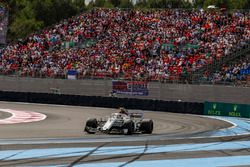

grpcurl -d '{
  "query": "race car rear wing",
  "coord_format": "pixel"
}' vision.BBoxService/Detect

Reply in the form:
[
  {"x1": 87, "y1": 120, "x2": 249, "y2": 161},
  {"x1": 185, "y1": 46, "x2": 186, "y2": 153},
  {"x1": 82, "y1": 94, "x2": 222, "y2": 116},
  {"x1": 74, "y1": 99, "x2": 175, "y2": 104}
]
[{"x1": 130, "y1": 112, "x2": 144, "y2": 119}]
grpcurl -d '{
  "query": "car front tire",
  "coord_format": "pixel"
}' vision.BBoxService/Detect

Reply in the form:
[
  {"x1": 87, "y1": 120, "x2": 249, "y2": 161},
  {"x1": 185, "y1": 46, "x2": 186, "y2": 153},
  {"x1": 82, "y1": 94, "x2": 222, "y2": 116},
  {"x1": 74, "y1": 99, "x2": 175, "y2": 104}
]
[{"x1": 140, "y1": 119, "x2": 153, "y2": 134}]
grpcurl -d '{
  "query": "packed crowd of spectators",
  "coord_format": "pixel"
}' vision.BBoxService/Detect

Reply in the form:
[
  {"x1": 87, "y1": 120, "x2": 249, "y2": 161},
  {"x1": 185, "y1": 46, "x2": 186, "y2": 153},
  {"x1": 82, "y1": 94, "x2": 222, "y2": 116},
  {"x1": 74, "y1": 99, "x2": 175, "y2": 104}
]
[
  {"x1": 0, "y1": 9, "x2": 249, "y2": 81},
  {"x1": 206, "y1": 57, "x2": 250, "y2": 85}
]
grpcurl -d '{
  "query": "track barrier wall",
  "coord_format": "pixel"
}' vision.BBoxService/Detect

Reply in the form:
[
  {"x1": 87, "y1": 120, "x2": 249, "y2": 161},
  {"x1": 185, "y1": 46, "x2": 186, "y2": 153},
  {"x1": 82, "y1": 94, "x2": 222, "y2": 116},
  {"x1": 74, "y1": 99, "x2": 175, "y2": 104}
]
[
  {"x1": 2, "y1": 91, "x2": 250, "y2": 118},
  {"x1": 0, "y1": 77, "x2": 249, "y2": 104},
  {"x1": 0, "y1": 91, "x2": 204, "y2": 115},
  {"x1": 204, "y1": 102, "x2": 250, "y2": 118}
]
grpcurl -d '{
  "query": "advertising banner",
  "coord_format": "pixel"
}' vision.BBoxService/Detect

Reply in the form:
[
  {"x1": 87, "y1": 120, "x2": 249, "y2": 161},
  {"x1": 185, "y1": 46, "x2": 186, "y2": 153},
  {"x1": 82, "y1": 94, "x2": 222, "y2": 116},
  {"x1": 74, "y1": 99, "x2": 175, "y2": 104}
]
[
  {"x1": 240, "y1": 69, "x2": 250, "y2": 75},
  {"x1": 112, "y1": 80, "x2": 149, "y2": 96},
  {"x1": 204, "y1": 102, "x2": 250, "y2": 118},
  {"x1": 67, "y1": 70, "x2": 77, "y2": 80}
]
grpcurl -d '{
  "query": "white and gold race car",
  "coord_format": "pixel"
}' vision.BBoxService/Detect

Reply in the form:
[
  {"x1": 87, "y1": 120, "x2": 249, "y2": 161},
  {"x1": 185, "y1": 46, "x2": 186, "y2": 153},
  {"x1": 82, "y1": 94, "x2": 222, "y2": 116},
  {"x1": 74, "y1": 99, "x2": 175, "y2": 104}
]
[{"x1": 84, "y1": 108, "x2": 153, "y2": 135}]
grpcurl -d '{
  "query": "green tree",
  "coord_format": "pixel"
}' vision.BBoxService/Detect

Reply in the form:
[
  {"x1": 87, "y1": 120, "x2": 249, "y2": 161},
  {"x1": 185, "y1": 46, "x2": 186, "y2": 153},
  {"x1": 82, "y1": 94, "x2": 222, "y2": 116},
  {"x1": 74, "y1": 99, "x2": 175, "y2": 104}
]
[
  {"x1": 145, "y1": 0, "x2": 192, "y2": 9},
  {"x1": 8, "y1": 0, "x2": 43, "y2": 39},
  {"x1": 87, "y1": 0, "x2": 95, "y2": 9},
  {"x1": 147, "y1": 0, "x2": 162, "y2": 8},
  {"x1": 229, "y1": 0, "x2": 249, "y2": 9},
  {"x1": 119, "y1": 0, "x2": 133, "y2": 8},
  {"x1": 33, "y1": 0, "x2": 78, "y2": 27},
  {"x1": 7, "y1": 0, "x2": 84, "y2": 41},
  {"x1": 109, "y1": 0, "x2": 121, "y2": 7},
  {"x1": 103, "y1": 0, "x2": 114, "y2": 8},
  {"x1": 203, "y1": 0, "x2": 250, "y2": 9},
  {"x1": 194, "y1": 0, "x2": 205, "y2": 8},
  {"x1": 71, "y1": 0, "x2": 86, "y2": 12},
  {"x1": 134, "y1": 0, "x2": 147, "y2": 8},
  {"x1": 203, "y1": 0, "x2": 219, "y2": 8},
  {"x1": 94, "y1": 0, "x2": 106, "y2": 7},
  {"x1": 215, "y1": 0, "x2": 228, "y2": 8},
  {"x1": 165, "y1": 0, "x2": 186, "y2": 8}
]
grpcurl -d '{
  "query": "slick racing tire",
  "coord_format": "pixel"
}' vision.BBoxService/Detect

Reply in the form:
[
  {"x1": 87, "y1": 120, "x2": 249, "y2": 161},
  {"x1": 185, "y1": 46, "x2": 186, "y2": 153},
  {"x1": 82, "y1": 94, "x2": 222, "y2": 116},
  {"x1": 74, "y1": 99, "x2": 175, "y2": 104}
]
[
  {"x1": 85, "y1": 118, "x2": 98, "y2": 134},
  {"x1": 123, "y1": 120, "x2": 134, "y2": 135},
  {"x1": 140, "y1": 119, "x2": 153, "y2": 134}
]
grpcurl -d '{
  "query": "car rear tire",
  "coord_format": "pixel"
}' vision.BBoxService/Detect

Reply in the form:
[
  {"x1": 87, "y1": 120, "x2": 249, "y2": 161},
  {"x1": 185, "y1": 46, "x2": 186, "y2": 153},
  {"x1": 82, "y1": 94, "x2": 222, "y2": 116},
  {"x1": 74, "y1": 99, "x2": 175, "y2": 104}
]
[
  {"x1": 85, "y1": 118, "x2": 98, "y2": 134},
  {"x1": 140, "y1": 119, "x2": 153, "y2": 134}
]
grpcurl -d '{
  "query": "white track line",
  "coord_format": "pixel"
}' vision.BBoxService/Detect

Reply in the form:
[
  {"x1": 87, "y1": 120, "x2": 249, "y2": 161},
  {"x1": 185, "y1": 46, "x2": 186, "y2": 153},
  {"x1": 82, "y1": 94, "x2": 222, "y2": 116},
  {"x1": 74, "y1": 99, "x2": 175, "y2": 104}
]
[{"x1": 204, "y1": 116, "x2": 237, "y2": 129}]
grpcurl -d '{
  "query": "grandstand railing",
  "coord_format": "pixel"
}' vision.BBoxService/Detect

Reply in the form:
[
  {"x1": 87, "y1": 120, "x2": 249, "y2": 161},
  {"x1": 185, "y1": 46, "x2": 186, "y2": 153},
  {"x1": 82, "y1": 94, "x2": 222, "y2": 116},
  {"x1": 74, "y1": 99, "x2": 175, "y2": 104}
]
[{"x1": 0, "y1": 68, "x2": 249, "y2": 87}]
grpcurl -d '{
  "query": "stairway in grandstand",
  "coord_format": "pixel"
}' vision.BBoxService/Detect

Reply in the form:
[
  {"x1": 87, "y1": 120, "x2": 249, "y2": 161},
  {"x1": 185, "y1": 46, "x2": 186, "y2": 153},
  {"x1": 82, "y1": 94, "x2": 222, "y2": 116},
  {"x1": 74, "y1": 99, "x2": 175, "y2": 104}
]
[
  {"x1": 0, "y1": 6, "x2": 8, "y2": 46},
  {"x1": 191, "y1": 43, "x2": 250, "y2": 83}
]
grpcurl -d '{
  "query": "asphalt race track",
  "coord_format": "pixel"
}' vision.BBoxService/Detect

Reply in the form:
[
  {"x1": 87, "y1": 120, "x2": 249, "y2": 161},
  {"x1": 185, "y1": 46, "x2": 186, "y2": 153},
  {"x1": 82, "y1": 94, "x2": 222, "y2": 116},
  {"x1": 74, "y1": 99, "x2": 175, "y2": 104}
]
[{"x1": 0, "y1": 101, "x2": 250, "y2": 167}]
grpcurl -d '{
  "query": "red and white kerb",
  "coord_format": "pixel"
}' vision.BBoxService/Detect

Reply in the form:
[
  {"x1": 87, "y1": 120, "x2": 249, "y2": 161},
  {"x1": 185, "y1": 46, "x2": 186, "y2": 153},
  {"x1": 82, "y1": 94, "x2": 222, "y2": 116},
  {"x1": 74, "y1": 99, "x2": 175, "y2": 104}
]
[{"x1": 0, "y1": 109, "x2": 47, "y2": 124}]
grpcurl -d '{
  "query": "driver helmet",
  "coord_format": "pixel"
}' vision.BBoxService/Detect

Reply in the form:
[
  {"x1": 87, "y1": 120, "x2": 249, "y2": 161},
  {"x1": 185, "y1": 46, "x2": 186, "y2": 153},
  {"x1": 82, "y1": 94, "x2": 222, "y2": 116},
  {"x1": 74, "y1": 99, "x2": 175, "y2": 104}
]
[{"x1": 119, "y1": 107, "x2": 128, "y2": 115}]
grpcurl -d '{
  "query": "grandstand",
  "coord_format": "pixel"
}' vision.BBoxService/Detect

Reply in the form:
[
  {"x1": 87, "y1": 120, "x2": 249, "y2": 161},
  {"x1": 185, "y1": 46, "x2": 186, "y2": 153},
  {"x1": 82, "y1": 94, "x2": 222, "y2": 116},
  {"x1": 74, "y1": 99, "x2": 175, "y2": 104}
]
[
  {"x1": 0, "y1": 8, "x2": 249, "y2": 86},
  {"x1": 202, "y1": 54, "x2": 250, "y2": 86}
]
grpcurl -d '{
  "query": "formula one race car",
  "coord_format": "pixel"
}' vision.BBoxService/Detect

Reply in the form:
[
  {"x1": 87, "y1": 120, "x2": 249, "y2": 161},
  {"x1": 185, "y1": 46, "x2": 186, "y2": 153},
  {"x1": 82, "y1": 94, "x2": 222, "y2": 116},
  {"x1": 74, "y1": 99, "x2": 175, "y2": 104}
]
[{"x1": 84, "y1": 108, "x2": 153, "y2": 135}]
